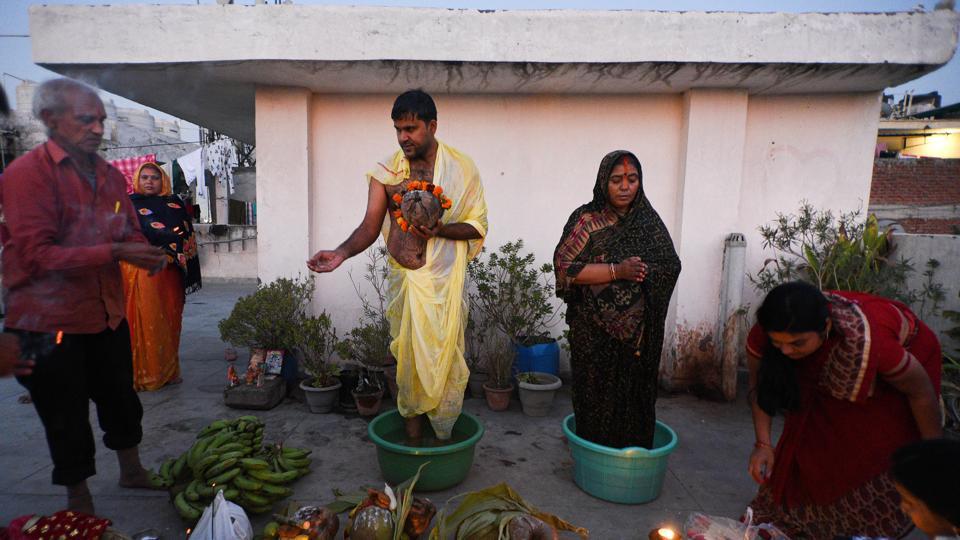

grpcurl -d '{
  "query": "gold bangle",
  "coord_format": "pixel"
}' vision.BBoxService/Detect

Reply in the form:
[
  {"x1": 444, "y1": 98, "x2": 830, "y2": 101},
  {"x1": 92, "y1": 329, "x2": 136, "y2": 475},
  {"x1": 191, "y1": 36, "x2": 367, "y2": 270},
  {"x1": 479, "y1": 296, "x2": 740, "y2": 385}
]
[{"x1": 609, "y1": 263, "x2": 617, "y2": 281}]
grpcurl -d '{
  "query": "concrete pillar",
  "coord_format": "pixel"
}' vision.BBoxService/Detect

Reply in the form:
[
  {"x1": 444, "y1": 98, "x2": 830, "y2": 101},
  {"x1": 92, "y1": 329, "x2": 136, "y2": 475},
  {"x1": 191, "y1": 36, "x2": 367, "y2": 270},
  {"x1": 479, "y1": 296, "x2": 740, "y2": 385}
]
[
  {"x1": 214, "y1": 175, "x2": 230, "y2": 225},
  {"x1": 664, "y1": 89, "x2": 749, "y2": 392},
  {"x1": 254, "y1": 86, "x2": 312, "y2": 283}
]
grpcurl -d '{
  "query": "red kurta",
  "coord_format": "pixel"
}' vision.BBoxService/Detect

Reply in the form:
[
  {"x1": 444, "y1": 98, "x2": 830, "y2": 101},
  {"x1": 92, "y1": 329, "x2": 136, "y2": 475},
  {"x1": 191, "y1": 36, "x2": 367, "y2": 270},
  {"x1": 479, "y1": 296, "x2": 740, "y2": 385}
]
[{"x1": 1, "y1": 141, "x2": 145, "y2": 334}]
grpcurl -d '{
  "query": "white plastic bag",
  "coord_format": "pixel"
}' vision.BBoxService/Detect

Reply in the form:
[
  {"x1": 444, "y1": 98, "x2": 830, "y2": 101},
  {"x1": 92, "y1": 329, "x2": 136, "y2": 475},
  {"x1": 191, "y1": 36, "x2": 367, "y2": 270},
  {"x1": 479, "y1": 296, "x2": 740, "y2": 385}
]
[
  {"x1": 684, "y1": 509, "x2": 790, "y2": 540},
  {"x1": 189, "y1": 491, "x2": 253, "y2": 540}
]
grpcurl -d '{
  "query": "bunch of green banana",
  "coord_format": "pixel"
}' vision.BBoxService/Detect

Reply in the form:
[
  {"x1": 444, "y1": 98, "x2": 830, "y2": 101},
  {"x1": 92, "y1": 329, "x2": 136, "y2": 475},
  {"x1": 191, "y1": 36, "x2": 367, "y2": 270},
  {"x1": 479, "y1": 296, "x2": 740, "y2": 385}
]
[
  {"x1": 163, "y1": 416, "x2": 313, "y2": 521},
  {"x1": 229, "y1": 443, "x2": 313, "y2": 514}
]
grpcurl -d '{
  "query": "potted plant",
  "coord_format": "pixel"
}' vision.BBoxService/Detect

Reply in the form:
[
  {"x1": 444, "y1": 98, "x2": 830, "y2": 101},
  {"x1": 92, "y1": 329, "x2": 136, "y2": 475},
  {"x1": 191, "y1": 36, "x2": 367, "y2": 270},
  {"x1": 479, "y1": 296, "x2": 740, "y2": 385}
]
[
  {"x1": 468, "y1": 240, "x2": 562, "y2": 377},
  {"x1": 296, "y1": 312, "x2": 342, "y2": 413},
  {"x1": 218, "y1": 275, "x2": 315, "y2": 401},
  {"x1": 516, "y1": 371, "x2": 562, "y2": 417},
  {"x1": 482, "y1": 334, "x2": 515, "y2": 412},
  {"x1": 336, "y1": 322, "x2": 389, "y2": 416},
  {"x1": 464, "y1": 304, "x2": 490, "y2": 399},
  {"x1": 339, "y1": 245, "x2": 396, "y2": 398}
]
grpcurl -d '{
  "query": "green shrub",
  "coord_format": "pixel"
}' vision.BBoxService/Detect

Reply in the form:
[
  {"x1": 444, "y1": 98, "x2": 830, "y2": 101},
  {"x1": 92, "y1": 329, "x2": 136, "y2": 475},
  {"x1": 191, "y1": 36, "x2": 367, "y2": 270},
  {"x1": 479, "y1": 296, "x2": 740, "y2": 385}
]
[
  {"x1": 218, "y1": 276, "x2": 315, "y2": 351},
  {"x1": 467, "y1": 240, "x2": 561, "y2": 347}
]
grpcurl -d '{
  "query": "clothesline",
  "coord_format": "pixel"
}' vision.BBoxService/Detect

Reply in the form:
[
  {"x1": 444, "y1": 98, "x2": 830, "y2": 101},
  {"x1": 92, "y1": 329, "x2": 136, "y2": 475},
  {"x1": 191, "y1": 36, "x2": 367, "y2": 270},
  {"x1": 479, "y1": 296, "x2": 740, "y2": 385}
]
[{"x1": 105, "y1": 141, "x2": 202, "y2": 150}]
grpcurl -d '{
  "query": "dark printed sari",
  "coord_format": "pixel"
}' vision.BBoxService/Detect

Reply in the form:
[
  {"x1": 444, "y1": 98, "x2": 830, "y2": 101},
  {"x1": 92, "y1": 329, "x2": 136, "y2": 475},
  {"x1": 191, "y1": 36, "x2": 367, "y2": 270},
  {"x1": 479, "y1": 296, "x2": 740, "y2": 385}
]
[{"x1": 554, "y1": 150, "x2": 681, "y2": 448}]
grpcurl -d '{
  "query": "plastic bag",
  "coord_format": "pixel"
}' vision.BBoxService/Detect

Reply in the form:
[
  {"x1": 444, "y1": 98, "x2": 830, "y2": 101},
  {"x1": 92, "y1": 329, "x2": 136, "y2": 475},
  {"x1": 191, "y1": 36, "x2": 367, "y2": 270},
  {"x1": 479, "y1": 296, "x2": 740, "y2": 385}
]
[
  {"x1": 684, "y1": 509, "x2": 790, "y2": 540},
  {"x1": 189, "y1": 491, "x2": 253, "y2": 540}
]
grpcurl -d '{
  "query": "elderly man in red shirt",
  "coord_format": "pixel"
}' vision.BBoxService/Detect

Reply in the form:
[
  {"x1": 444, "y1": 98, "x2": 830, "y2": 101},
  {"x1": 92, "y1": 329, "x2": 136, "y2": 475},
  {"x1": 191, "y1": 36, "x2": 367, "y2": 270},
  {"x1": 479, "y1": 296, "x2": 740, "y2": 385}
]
[{"x1": 1, "y1": 78, "x2": 167, "y2": 515}]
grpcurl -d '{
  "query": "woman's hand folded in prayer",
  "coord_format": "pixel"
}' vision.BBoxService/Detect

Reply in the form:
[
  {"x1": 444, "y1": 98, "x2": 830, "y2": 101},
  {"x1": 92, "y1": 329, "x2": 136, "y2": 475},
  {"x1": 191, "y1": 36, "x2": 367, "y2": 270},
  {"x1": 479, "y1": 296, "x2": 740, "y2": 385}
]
[{"x1": 616, "y1": 257, "x2": 648, "y2": 282}]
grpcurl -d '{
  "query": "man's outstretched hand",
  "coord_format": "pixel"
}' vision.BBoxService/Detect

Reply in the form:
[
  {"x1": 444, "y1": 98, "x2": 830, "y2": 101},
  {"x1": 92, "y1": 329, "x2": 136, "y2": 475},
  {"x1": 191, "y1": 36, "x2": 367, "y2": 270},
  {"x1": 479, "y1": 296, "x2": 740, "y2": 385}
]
[{"x1": 307, "y1": 250, "x2": 346, "y2": 273}]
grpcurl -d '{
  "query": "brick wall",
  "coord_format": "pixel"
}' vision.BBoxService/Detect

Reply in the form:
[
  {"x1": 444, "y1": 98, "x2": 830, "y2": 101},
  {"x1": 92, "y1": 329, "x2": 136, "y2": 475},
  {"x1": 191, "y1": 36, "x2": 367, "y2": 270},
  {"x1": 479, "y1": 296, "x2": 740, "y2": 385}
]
[{"x1": 870, "y1": 158, "x2": 960, "y2": 234}]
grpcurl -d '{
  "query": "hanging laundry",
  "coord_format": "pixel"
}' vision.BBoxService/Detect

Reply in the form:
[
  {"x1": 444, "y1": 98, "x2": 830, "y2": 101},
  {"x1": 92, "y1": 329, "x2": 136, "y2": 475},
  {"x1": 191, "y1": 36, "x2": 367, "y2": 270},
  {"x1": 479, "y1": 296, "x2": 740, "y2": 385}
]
[
  {"x1": 205, "y1": 137, "x2": 240, "y2": 194},
  {"x1": 177, "y1": 147, "x2": 205, "y2": 198},
  {"x1": 108, "y1": 154, "x2": 157, "y2": 194}
]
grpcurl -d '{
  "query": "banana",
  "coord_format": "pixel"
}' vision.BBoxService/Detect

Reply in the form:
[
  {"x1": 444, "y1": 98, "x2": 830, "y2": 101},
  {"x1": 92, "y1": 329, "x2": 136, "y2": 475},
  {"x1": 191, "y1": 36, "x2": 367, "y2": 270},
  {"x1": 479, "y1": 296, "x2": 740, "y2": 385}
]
[
  {"x1": 159, "y1": 458, "x2": 174, "y2": 481},
  {"x1": 237, "y1": 415, "x2": 260, "y2": 424},
  {"x1": 283, "y1": 457, "x2": 311, "y2": 469},
  {"x1": 241, "y1": 490, "x2": 270, "y2": 507},
  {"x1": 232, "y1": 474, "x2": 262, "y2": 492},
  {"x1": 171, "y1": 453, "x2": 188, "y2": 480},
  {"x1": 208, "y1": 467, "x2": 242, "y2": 486},
  {"x1": 281, "y1": 447, "x2": 312, "y2": 459},
  {"x1": 198, "y1": 419, "x2": 229, "y2": 438},
  {"x1": 218, "y1": 450, "x2": 246, "y2": 462},
  {"x1": 174, "y1": 491, "x2": 202, "y2": 521},
  {"x1": 297, "y1": 468, "x2": 310, "y2": 478},
  {"x1": 215, "y1": 442, "x2": 246, "y2": 454},
  {"x1": 240, "y1": 458, "x2": 270, "y2": 471},
  {"x1": 193, "y1": 454, "x2": 221, "y2": 477},
  {"x1": 206, "y1": 430, "x2": 235, "y2": 452},
  {"x1": 244, "y1": 504, "x2": 273, "y2": 515},
  {"x1": 196, "y1": 482, "x2": 214, "y2": 498},
  {"x1": 204, "y1": 458, "x2": 239, "y2": 479},
  {"x1": 236, "y1": 432, "x2": 255, "y2": 442},
  {"x1": 248, "y1": 468, "x2": 298, "y2": 484},
  {"x1": 259, "y1": 483, "x2": 292, "y2": 498},
  {"x1": 236, "y1": 421, "x2": 247, "y2": 433},
  {"x1": 186, "y1": 439, "x2": 204, "y2": 469},
  {"x1": 222, "y1": 488, "x2": 241, "y2": 502},
  {"x1": 184, "y1": 479, "x2": 201, "y2": 502}
]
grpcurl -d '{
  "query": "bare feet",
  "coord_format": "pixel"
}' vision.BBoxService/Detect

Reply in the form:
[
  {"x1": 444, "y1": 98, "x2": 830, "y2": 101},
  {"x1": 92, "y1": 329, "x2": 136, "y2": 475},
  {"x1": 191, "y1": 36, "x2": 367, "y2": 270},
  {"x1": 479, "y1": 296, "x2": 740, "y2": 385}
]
[
  {"x1": 67, "y1": 482, "x2": 95, "y2": 515},
  {"x1": 404, "y1": 415, "x2": 424, "y2": 445},
  {"x1": 116, "y1": 447, "x2": 165, "y2": 490},
  {"x1": 118, "y1": 468, "x2": 166, "y2": 490}
]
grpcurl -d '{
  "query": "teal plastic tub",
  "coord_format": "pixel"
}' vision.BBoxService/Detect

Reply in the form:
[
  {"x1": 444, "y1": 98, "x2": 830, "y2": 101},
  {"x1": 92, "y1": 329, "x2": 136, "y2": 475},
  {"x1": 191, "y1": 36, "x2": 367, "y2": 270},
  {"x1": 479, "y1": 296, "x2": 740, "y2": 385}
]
[
  {"x1": 368, "y1": 409, "x2": 484, "y2": 491},
  {"x1": 562, "y1": 414, "x2": 678, "y2": 504}
]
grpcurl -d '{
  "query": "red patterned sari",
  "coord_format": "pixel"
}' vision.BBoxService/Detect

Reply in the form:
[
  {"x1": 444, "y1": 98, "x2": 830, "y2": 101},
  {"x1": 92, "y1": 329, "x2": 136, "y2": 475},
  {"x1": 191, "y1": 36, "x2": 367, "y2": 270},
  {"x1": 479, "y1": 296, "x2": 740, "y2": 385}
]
[{"x1": 746, "y1": 291, "x2": 941, "y2": 539}]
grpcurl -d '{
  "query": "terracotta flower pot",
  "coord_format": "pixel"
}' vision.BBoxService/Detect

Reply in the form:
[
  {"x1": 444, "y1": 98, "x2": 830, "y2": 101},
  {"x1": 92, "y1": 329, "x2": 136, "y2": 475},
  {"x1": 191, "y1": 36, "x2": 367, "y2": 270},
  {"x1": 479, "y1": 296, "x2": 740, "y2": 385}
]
[
  {"x1": 483, "y1": 382, "x2": 514, "y2": 412},
  {"x1": 467, "y1": 371, "x2": 488, "y2": 399},
  {"x1": 352, "y1": 388, "x2": 384, "y2": 417}
]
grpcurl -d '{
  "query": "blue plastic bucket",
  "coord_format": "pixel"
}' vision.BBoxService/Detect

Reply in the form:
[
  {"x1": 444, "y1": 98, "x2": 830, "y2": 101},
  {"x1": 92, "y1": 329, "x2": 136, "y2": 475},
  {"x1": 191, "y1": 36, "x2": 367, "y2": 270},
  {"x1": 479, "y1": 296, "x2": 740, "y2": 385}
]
[
  {"x1": 562, "y1": 414, "x2": 678, "y2": 504},
  {"x1": 514, "y1": 339, "x2": 559, "y2": 376}
]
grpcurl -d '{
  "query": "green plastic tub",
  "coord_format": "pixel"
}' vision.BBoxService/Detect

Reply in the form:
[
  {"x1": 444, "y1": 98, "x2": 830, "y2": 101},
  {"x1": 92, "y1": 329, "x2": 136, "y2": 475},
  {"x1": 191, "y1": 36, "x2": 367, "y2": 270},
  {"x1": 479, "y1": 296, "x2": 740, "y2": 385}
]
[
  {"x1": 368, "y1": 409, "x2": 484, "y2": 491},
  {"x1": 562, "y1": 414, "x2": 678, "y2": 504}
]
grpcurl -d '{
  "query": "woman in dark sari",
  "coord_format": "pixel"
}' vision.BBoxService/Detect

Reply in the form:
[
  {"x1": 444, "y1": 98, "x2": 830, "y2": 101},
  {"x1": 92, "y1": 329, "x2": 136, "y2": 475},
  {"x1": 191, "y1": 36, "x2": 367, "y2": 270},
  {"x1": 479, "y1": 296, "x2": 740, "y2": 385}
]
[
  {"x1": 554, "y1": 150, "x2": 681, "y2": 449},
  {"x1": 121, "y1": 162, "x2": 201, "y2": 390}
]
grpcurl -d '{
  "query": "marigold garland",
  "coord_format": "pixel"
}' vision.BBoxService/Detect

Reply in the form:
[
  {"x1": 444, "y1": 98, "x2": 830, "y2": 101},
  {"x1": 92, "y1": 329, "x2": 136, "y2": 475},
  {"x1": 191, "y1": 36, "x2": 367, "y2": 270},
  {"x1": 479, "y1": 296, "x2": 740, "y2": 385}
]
[{"x1": 392, "y1": 180, "x2": 453, "y2": 232}]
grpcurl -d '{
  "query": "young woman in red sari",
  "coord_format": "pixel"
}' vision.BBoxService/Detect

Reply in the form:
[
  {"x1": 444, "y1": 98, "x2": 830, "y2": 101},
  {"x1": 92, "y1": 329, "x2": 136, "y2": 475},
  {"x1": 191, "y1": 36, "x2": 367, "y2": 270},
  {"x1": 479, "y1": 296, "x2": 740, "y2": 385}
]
[
  {"x1": 746, "y1": 281, "x2": 942, "y2": 539},
  {"x1": 121, "y1": 162, "x2": 201, "y2": 391}
]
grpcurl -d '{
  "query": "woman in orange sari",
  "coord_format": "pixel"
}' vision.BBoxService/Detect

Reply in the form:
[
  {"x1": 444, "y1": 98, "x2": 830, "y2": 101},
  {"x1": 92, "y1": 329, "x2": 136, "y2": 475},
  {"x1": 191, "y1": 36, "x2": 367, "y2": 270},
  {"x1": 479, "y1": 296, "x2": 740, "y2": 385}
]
[{"x1": 121, "y1": 162, "x2": 201, "y2": 390}]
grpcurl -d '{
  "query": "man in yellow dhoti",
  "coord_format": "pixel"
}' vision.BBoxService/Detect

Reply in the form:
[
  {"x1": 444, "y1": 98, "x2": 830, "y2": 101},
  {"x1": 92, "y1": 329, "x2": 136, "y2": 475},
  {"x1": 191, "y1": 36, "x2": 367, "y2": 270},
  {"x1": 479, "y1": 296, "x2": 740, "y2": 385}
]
[{"x1": 308, "y1": 90, "x2": 487, "y2": 440}]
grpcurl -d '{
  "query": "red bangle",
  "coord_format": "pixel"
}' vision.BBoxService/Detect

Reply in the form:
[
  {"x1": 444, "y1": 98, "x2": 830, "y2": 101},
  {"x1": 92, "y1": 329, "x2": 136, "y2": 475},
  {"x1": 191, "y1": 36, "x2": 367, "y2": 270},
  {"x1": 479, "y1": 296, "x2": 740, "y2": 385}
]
[{"x1": 754, "y1": 441, "x2": 774, "y2": 450}]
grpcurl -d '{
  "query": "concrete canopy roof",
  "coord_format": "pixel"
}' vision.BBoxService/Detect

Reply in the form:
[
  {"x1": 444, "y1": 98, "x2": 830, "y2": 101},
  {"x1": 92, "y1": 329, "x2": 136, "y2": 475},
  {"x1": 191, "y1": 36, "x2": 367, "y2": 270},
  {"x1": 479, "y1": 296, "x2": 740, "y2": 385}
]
[{"x1": 31, "y1": 5, "x2": 960, "y2": 143}]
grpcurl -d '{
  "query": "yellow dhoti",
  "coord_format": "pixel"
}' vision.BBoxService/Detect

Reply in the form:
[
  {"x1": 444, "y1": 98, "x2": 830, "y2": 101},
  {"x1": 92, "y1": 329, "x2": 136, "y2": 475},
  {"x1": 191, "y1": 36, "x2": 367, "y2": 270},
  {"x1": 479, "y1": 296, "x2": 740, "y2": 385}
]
[{"x1": 369, "y1": 141, "x2": 487, "y2": 439}]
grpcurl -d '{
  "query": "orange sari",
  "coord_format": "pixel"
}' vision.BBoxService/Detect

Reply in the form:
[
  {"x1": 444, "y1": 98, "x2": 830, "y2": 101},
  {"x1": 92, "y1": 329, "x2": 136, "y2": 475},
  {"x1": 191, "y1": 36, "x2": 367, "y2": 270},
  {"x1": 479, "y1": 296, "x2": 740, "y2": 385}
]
[
  {"x1": 122, "y1": 262, "x2": 184, "y2": 390},
  {"x1": 121, "y1": 162, "x2": 200, "y2": 391}
]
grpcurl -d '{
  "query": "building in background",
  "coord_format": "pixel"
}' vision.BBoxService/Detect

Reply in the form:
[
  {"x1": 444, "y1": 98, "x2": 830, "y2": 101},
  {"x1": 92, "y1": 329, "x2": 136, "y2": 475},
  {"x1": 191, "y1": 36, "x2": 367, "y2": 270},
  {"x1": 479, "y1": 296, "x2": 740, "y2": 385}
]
[{"x1": 27, "y1": 4, "x2": 960, "y2": 392}]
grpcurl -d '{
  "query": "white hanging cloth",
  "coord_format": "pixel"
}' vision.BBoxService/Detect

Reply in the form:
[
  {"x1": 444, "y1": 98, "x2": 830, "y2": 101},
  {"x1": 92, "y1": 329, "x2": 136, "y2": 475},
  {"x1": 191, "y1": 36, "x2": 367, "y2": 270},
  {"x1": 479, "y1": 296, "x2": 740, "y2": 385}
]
[{"x1": 178, "y1": 147, "x2": 205, "y2": 198}]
